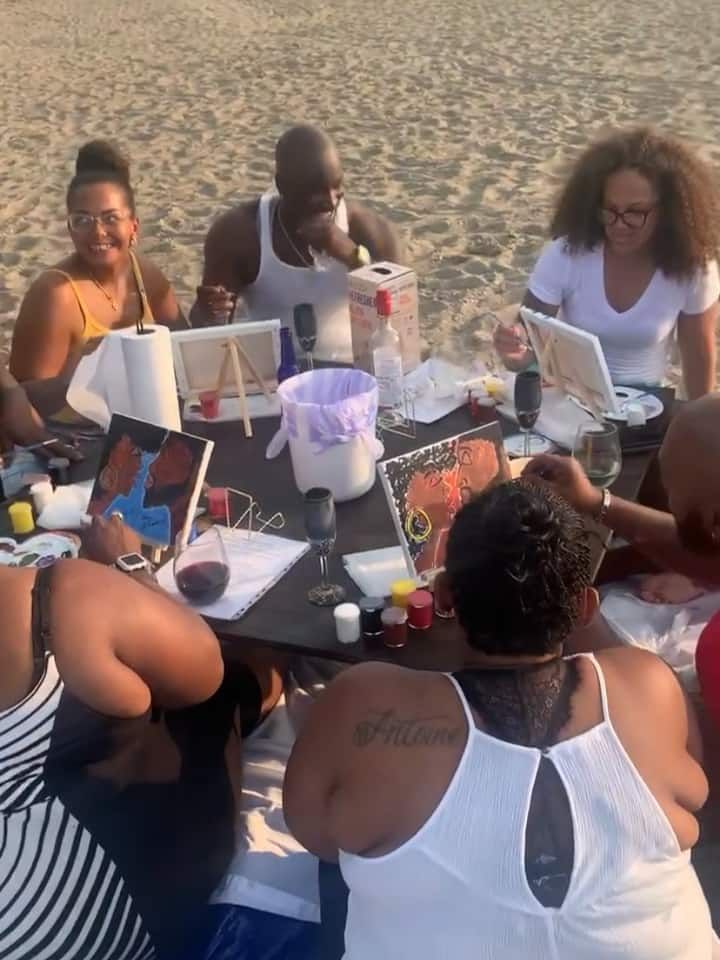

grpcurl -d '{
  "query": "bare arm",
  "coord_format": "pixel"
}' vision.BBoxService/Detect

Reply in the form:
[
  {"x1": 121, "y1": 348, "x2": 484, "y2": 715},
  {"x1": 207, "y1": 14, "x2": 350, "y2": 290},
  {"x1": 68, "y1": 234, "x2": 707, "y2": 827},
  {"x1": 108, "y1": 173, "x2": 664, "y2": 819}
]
[
  {"x1": 677, "y1": 304, "x2": 718, "y2": 400},
  {"x1": 10, "y1": 275, "x2": 83, "y2": 381},
  {"x1": 139, "y1": 257, "x2": 188, "y2": 330},
  {"x1": 189, "y1": 206, "x2": 259, "y2": 327},
  {"x1": 51, "y1": 559, "x2": 224, "y2": 717},
  {"x1": 602, "y1": 494, "x2": 720, "y2": 585},
  {"x1": 347, "y1": 202, "x2": 402, "y2": 262}
]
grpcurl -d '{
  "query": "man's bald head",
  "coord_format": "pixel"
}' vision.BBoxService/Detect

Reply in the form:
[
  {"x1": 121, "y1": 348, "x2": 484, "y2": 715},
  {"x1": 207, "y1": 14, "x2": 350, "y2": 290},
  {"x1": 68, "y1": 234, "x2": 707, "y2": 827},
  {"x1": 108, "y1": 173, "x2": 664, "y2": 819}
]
[
  {"x1": 274, "y1": 125, "x2": 344, "y2": 226},
  {"x1": 660, "y1": 392, "x2": 720, "y2": 553}
]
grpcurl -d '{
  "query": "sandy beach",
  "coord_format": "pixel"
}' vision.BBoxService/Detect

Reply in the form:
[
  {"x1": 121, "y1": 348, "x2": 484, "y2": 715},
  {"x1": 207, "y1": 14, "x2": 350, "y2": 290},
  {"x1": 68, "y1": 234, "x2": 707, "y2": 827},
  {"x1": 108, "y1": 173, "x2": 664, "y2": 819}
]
[{"x1": 2, "y1": 0, "x2": 720, "y2": 377}]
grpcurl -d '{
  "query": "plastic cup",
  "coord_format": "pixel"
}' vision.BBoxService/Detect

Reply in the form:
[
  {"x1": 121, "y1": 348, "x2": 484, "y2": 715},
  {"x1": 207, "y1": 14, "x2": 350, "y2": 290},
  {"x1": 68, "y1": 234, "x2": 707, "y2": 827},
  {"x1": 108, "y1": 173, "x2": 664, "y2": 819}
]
[{"x1": 199, "y1": 390, "x2": 220, "y2": 420}]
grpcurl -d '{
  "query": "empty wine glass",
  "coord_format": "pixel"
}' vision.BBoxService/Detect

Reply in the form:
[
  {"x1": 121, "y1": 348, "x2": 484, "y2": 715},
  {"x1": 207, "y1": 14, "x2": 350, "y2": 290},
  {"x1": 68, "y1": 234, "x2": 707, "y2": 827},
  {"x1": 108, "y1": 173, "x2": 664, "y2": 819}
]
[
  {"x1": 573, "y1": 421, "x2": 622, "y2": 487},
  {"x1": 293, "y1": 303, "x2": 317, "y2": 371},
  {"x1": 174, "y1": 526, "x2": 230, "y2": 605},
  {"x1": 303, "y1": 487, "x2": 346, "y2": 606},
  {"x1": 514, "y1": 370, "x2": 543, "y2": 457}
]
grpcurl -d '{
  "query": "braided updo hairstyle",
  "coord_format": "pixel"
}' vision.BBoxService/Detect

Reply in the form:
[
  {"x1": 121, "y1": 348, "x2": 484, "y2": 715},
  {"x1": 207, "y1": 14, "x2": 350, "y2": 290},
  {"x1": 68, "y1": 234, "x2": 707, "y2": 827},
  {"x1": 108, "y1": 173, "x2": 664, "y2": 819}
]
[
  {"x1": 445, "y1": 481, "x2": 591, "y2": 656},
  {"x1": 66, "y1": 140, "x2": 135, "y2": 213}
]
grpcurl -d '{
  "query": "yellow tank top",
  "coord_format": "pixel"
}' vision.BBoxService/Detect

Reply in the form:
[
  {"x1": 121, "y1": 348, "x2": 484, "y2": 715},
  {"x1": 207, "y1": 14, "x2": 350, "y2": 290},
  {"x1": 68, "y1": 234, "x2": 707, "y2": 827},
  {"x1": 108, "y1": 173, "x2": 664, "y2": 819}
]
[{"x1": 47, "y1": 251, "x2": 155, "y2": 423}]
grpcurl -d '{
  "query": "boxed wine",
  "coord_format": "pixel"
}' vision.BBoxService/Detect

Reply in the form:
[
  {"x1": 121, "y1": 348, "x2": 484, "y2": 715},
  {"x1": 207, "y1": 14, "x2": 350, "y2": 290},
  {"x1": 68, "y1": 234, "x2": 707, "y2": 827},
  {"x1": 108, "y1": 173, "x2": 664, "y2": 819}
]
[{"x1": 348, "y1": 262, "x2": 421, "y2": 373}]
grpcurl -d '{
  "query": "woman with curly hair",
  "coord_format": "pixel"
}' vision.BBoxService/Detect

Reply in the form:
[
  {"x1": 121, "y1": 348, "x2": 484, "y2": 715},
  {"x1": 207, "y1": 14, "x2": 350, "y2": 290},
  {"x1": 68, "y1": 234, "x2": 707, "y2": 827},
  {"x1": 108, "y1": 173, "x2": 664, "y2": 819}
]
[{"x1": 495, "y1": 128, "x2": 720, "y2": 398}]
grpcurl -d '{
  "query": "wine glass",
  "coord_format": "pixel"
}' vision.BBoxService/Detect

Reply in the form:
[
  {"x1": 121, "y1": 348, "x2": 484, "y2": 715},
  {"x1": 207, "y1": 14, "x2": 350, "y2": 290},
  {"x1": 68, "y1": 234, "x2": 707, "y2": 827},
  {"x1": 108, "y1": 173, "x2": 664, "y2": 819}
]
[
  {"x1": 573, "y1": 421, "x2": 622, "y2": 487},
  {"x1": 303, "y1": 487, "x2": 346, "y2": 606},
  {"x1": 514, "y1": 370, "x2": 543, "y2": 457},
  {"x1": 174, "y1": 526, "x2": 230, "y2": 605},
  {"x1": 293, "y1": 303, "x2": 317, "y2": 371}
]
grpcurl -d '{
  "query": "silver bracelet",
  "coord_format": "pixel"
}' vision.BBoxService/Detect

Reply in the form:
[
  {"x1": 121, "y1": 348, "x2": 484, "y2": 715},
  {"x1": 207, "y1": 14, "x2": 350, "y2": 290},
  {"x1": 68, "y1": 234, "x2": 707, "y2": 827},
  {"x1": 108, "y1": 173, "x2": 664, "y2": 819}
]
[{"x1": 596, "y1": 487, "x2": 612, "y2": 525}]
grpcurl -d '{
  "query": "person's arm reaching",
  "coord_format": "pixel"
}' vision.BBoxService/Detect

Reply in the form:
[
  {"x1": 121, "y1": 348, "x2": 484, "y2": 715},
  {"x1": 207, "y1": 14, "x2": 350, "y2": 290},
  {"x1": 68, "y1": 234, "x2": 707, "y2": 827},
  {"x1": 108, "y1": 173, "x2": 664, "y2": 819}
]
[
  {"x1": 523, "y1": 454, "x2": 720, "y2": 585},
  {"x1": 677, "y1": 304, "x2": 718, "y2": 400},
  {"x1": 0, "y1": 364, "x2": 82, "y2": 460},
  {"x1": 493, "y1": 291, "x2": 559, "y2": 371},
  {"x1": 190, "y1": 206, "x2": 259, "y2": 327},
  {"x1": 51, "y1": 557, "x2": 224, "y2": 717}
]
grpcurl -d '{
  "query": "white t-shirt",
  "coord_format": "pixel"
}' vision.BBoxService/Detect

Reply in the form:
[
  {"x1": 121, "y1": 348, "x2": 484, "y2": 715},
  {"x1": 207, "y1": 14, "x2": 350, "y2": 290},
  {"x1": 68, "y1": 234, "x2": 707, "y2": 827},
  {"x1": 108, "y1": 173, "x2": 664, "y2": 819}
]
[{"x1": 528, "y1": 238, "x2": 720, "y2": 385}]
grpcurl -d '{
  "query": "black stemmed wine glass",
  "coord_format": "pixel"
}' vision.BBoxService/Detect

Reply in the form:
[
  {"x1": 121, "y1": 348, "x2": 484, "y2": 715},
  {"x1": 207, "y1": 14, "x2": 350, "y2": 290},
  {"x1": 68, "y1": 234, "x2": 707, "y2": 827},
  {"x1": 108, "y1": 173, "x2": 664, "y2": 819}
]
[
  {"x1": 303, "y1": 487, "x2": 346, "y2": 606},
  {"x1": 293, "y1": 303, "x2": 317, "y2": 372},
  {"x1": 514, "y1": 370, "x2": 543, "y2": 458}
]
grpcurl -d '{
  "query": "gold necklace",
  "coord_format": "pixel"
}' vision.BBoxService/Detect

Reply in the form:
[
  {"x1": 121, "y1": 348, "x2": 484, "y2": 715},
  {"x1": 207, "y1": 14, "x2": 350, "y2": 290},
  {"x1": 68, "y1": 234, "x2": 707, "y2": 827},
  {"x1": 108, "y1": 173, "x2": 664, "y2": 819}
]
[
  {"x1": 89, "y1": 274, "x2": 119, "y2": 312},
  {"x1": 276, "y1": 204, "x2": 314, "y2": 268}
]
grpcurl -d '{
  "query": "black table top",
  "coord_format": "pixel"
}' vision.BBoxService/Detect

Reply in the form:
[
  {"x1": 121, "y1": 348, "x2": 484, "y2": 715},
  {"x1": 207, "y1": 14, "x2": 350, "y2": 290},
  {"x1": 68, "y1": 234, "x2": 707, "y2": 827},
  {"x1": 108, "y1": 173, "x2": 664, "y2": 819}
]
[
  {"x1": 0, "y1": 395, "x2": 664, "y2": 672},
  {"x1": 186, "y1": 406, "x2": 657, "y2": 671}
]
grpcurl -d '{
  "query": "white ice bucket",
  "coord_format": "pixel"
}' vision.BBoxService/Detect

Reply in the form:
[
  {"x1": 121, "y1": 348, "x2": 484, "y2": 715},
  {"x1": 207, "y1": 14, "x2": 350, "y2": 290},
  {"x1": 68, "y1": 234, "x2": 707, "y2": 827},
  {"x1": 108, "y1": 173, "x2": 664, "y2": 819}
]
[{"x1": 275, "y1": 369, "x2": 383, "y2": 502}]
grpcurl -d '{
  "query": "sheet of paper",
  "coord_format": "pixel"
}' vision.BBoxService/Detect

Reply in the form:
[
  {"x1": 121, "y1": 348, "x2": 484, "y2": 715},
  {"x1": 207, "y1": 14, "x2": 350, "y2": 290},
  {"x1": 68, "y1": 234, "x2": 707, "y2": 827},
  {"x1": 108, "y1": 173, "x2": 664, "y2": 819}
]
[
  {"x1": 157, "y1": 526, "x2": 309, "y2": 620},
  {"x1": 342, "y1": 545, "x2": 412, "y2": 596}
]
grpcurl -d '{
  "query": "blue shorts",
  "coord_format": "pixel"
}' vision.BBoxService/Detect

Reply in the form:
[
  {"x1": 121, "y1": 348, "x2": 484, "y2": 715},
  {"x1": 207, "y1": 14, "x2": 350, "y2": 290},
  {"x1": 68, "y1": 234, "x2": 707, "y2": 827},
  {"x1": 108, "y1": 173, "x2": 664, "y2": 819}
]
[{"x1": 185, "y1": 904, "x2": 319, "y2": 960}]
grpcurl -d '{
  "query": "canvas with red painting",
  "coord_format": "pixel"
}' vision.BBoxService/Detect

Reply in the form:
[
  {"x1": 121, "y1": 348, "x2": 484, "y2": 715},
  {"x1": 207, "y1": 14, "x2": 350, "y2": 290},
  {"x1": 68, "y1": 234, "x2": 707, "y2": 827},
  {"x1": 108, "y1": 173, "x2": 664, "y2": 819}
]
[
  {"x1": 378, "y1": 423, "x2": 511, "y2": 578},
  {"x1": 88, "y1": 414, "x2": 214, "y2": 547}
]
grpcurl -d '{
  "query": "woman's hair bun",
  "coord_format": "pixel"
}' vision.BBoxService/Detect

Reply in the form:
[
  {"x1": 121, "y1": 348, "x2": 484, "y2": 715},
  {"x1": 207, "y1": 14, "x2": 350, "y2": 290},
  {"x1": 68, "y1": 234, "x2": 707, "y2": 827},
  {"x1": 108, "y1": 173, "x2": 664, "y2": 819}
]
[{"x1": 75, "y1": 140, "x2": 131, "y2": 184}]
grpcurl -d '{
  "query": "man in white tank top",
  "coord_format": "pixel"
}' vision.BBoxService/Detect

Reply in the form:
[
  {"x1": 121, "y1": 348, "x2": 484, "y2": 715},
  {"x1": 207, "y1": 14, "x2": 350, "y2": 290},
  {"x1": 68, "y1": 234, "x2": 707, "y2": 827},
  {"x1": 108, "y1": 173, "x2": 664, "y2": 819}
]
[{"x1": 190, "y1": 125, "x2": 400, "y2": 363}]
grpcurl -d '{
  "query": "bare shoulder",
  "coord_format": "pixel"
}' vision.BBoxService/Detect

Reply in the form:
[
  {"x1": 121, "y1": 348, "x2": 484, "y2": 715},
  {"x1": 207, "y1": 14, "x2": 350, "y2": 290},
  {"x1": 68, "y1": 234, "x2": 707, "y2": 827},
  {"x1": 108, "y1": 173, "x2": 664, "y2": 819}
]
[
  {"x1": 595, "y1": 646, "x2": 686, "y2": 710},
  {"x1": 325, "y1": 660, "x2": 438, "y2": 703},
  {"x1": 206, "y1": 200, "x2": 259, "y2": 250},
  {"x1": 16, "y1": 265, "x2": 79, "y2": 322},
  {"x1": 346, "y1": 200, "x2": 402, "y2": 261}
]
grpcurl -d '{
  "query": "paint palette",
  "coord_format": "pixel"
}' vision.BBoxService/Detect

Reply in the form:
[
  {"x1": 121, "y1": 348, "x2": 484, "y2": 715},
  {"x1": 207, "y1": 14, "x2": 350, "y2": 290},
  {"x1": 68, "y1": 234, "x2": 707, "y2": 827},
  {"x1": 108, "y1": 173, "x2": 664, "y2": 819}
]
[{"x1": 0, "y1": 533, "x2": 80, "y2": 568}]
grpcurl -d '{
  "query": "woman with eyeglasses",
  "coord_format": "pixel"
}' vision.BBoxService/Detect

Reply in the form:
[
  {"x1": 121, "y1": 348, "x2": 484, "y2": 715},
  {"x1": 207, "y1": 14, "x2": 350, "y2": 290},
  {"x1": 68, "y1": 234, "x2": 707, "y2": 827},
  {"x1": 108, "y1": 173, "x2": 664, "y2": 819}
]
[
  {"x1": 9, "y1": 140, "x2": 185, "y2": 419},
  {"x1": 494, "y1": 128, "x2": 720, "y2": 399}
]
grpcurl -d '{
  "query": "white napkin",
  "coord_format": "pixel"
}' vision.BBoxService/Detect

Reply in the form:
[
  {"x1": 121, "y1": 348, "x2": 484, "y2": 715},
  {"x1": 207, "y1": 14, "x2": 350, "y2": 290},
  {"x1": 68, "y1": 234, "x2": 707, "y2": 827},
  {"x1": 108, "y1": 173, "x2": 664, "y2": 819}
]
[{"x1": 342, "y1": 545, "x2": 411, "y2": 596}]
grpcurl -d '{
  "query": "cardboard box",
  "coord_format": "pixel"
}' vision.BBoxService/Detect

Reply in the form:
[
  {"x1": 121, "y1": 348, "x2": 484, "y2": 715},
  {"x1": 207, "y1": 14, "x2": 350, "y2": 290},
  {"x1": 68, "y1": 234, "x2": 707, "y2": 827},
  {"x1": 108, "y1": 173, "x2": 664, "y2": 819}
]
[{"x1": 348, "y1": 262, "x2": 421, "y2": 373}]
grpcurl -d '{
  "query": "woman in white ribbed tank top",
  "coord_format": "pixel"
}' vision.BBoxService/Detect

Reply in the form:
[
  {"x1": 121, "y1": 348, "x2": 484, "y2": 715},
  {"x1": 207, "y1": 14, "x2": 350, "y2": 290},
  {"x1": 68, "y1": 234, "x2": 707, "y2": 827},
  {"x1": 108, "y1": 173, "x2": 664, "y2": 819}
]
[{"x1": 285, "y1": 481, "x2": 717, "y2": 959}]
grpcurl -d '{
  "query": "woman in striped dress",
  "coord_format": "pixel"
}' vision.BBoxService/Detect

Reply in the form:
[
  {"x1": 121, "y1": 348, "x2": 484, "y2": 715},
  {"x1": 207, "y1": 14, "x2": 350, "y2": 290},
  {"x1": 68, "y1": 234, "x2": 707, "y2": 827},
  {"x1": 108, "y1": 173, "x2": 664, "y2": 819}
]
[{"x1": 0, "y1": 518, "x2": 239, "y2": 959}]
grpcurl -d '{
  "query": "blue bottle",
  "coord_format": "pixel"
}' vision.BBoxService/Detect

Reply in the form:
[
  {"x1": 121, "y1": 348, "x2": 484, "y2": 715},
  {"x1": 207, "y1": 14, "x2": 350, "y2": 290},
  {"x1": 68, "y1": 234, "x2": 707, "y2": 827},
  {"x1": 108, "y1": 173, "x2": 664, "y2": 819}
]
[{"x1": 278, "y1": 326, "x2": 300, "y2": 382}]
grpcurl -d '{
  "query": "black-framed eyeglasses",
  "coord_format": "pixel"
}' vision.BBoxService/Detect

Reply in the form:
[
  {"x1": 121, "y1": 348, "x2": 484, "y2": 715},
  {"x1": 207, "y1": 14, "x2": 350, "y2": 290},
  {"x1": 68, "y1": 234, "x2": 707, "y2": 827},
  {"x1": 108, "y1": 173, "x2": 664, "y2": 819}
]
[
  {"x1": 598, "y1": 206, "x2": 655, "y2": 230},
  {"x1": 67, "y1": 211, "x2": 132, "y2": 233}
]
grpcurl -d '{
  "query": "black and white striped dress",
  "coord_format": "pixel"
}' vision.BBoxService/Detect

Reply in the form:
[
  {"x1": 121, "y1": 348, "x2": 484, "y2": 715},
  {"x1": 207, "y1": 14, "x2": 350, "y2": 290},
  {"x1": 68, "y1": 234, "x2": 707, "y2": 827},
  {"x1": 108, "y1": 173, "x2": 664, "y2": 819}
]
[{"x1": 0, "y1": 651, "x2": 155, "y2": 960}]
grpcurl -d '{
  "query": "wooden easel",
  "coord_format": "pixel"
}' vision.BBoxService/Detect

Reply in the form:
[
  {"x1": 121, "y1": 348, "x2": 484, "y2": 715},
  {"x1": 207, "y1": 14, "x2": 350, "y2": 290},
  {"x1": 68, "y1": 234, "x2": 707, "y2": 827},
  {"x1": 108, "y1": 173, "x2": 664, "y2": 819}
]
[{"x1": 215, "y1": 337, "x2": 274, "y2": 439}]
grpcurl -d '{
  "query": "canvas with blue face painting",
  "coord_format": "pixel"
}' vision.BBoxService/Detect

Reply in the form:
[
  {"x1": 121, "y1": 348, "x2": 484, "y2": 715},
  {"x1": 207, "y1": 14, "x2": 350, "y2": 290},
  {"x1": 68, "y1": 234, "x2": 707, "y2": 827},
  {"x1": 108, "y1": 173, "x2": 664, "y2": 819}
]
[{"x1": 88, "y1": 414, "x2": 214, "y2": 547}]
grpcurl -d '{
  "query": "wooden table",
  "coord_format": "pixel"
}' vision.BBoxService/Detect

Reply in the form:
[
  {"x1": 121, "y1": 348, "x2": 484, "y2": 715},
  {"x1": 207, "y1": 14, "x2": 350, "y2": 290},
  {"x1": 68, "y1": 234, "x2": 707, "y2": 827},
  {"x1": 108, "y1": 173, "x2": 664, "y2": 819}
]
[{"x1": 185, "y1": 407, "x2": 659, "y2": 672}]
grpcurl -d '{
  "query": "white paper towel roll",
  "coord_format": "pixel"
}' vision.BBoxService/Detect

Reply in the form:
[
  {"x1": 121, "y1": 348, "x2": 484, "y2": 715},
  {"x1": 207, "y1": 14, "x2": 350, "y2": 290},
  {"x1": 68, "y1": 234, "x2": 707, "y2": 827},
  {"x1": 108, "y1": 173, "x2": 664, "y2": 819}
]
[
  {"x1": 121, "y1": 327, "x2": 181, "y2": 431},
  {"x1": 67, "y1": 325, "x2": 181, "y2": 431}
]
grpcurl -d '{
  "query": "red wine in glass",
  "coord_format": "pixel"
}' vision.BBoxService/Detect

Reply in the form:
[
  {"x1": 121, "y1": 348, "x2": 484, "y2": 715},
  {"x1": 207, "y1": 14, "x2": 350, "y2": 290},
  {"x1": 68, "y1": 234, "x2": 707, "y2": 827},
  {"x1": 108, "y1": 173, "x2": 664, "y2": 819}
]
[
  {"x1": 174, "y1": 526, "x2": 230, "y2": 605},
  {"x1": 176, "y1": 560, "x2": 230, "y2": 605}
]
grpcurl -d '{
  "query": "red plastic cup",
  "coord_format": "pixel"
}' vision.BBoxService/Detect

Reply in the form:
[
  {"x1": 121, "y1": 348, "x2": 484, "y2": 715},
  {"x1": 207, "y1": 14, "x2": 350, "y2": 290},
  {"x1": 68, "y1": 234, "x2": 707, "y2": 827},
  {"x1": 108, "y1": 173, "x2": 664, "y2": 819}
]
[{"x1": 199, "y1": 390, "x2": 220, "y2": 420}]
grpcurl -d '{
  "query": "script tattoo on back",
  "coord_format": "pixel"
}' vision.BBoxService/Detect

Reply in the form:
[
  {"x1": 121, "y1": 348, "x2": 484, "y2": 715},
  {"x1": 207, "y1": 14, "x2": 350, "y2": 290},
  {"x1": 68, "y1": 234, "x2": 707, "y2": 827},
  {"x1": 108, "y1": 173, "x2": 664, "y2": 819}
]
[{"x1": 352, "y1": 709, "x2": 463, "y2": 749}]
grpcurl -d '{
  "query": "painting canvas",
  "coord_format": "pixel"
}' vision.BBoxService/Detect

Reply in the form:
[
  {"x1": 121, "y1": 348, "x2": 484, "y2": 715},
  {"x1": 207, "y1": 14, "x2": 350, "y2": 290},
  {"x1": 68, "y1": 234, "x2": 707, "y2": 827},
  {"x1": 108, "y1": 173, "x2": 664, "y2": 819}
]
[
  {"x1": 171, "y1": 319, "x2": 281, "y2": 399},
  {"x1": 378, "y1": 422, "x2": 511, "y2": 579},
  {"x1": 88, "y1": 414, "x2": 214, "y2": 547},
  {"x1": 520, "y1": 306, "x2": 620, "y2": 417}
]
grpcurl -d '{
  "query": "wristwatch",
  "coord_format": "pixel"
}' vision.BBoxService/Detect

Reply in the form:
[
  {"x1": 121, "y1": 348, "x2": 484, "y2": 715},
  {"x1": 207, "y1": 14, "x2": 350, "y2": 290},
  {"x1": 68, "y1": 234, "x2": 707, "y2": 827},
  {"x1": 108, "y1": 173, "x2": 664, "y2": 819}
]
[
  {"x1": 351, "y1": 244, "x2": 371, "y2": 269},
  {"x1": 114, "y1": 553, "x2": 153, "y2": 575}
]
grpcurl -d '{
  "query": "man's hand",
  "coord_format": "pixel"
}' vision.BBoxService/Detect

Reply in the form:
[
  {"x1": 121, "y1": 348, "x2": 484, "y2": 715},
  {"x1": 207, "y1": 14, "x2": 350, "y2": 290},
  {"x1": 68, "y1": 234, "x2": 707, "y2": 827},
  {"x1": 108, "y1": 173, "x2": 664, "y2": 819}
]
[
  {"x1": 0, "y1": 383, "x2": 83, "y2": 462},
  {"x1": 522, "y1": 454, "x2": 603, "y2": 516},
  {"x1": 81, "y1": 515, "x2": 142, "y2": 566},
  {"x1": 298, "y1": 215, "x2": 357, "y2": 266},
  {"x1": 194, "y1": 285, "x2": 237, "y2": 326}
]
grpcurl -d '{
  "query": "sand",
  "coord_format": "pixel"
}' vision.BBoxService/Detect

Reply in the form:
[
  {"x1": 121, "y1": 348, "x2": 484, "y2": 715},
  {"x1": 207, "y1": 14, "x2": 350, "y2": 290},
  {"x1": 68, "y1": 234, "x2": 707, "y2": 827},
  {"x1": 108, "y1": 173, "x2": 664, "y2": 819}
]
[{"x1": 3, "y1": 0, "x2": 720, "y2": 377}]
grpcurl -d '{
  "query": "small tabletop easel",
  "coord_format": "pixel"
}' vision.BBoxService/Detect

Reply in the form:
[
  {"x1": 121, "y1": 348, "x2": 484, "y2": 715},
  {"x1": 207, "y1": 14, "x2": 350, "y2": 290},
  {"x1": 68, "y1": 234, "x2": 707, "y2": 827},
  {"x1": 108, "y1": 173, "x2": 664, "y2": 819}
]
[{"x1": 215, "y1": 337, "x2": 274, "y2": 438}]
